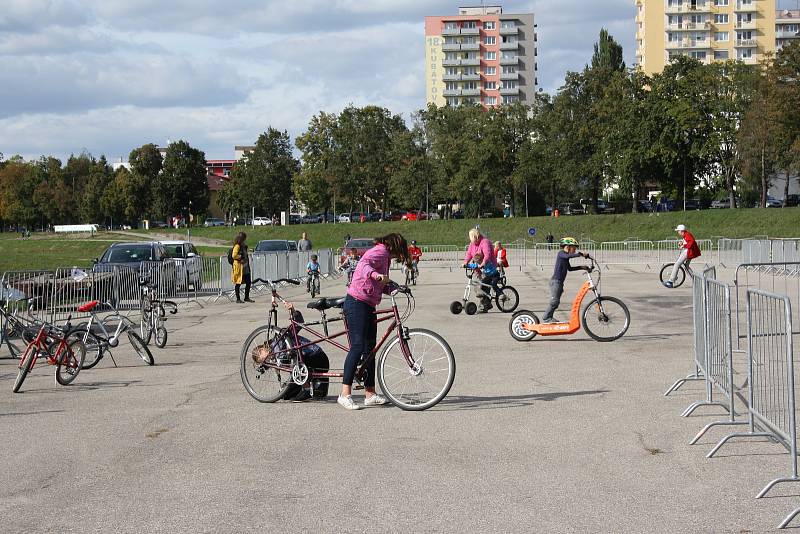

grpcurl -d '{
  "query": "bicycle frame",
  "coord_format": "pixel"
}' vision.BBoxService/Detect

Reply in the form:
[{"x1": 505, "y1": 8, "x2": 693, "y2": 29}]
[
  {"x1": 18, "y1": 323, "x2": 73, "y2": 370},
  {"x1": 462, "y1": 268, "x2": 498, "y2": 302},
  {"x1": 85, "y1": 307, "x2": 132, "y2": 347},
  {"x1": 523, "y1": 269, "x2": 600, "y2": 336}
]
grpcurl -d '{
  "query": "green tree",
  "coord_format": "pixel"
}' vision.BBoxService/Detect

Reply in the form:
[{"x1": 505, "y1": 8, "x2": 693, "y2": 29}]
[
  {"x1": 80, "y1": 156, "x2": 112, "y2": 223},
  {"x1": 294, "y1": 112, "x2": 338, "y2": 216},
  {"x1": 153, "y1": 140, "x2": 209, "y2": 219}
]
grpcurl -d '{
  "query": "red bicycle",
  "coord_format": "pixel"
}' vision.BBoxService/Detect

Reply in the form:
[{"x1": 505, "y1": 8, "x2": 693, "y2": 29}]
[
  {"x1": 13, "y1": 315, "x2": 86, "y2": 393},
  {"x1": 240, "y1": 278, "x2": 456, "y2": 411}
]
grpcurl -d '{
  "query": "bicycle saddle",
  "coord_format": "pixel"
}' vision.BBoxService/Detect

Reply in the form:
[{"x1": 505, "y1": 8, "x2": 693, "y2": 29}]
[
  {"x1": 306, "y1": 297, "x2": 346, "y2": 311},
  {"x1": 77, "y1": 300, "x2": 100, "y2": 312}
]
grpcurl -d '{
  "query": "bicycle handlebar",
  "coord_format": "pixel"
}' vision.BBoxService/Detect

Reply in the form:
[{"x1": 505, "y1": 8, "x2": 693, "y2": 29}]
[{"x1": 252, "y1": 278, "x2": 301, "y2": 286}]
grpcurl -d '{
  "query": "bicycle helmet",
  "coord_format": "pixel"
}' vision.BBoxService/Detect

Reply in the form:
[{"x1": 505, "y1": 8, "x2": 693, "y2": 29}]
[
  {"x1": 559, "y1": 237, "x2": 579, "y2": 246},
  {"x1": 411, "y1": 240, "x2": 416, "y2": 245}
]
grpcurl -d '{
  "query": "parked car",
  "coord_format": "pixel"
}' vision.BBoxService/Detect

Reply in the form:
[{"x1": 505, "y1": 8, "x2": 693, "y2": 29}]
[
  {"x1": 252, "y1": 216, "x2": 272, "y2": 226},
  {"x1": 204, "y1": 218, "x2": 225, "y2": 227},
  {"x1": 149, "y1": 221, "x2": 169, "y2": 229},
  {"x1": 384, "y1": 211, "x2": 406, "y2": 221},
  {"x1": 350, "y1": 212, "x2": 365, "y2": 223},
  {"x1": 92, "y1": 242, "x2": 178, "y2": 294},
  {"x1": 428, "y1": 212, "x2": 441, "y2": 220},
  {"x1": 558, "y1": 203, "x2": 583, "y2": 215},
  {"x1": 785, "y1": 194, "x2": 799, "y2": 207},
  {"x1": 451, "y1": 210, "x2": 464, "y2": 220},
  {"x1": 318, "y1": 212, "x2": 335, "y2": 223},
  {"x1": 341, "y1": 238, "x2": 376, "y2": 263},
  {"x1": 302, "y1": 214, "x2": 321, "y2": 224},
  {"x1": 161, "y1": 240, "x2": 203, "y2": 289},
  {"x1": 367, "y1": 212, "x2": 384, "y2": 222},
  {"x1": 289, "y1": 214, "x2": 302, "y2": 225},
  {"x1": 337, "y1": 213, "x2": 351, "y2": 223},
  {"x1": 766, "y1": 196, "x2": 783, "y2": 208},
  {"x1": 595, "y1": 200, "x2": 616, "y2": 214},
  {"x1": 253, "y1": 240, "x2": 298, "y2": 254},
  {"x1": 710, "y1": 199, "x2": 731, "y2": 209},
  {"x1": 403, "y1": 210, "x2": 428, "y2": 221},
  {"x1": 683, "y1": 199, "x2": 702, "y2": 211}
]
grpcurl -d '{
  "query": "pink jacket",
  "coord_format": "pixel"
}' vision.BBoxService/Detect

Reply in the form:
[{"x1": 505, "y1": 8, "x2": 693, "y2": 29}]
[
  {"x1": 347, "y1": 243, "x2": 392, "y2": 307},
  {"x1": 464, "y1": 236, "x2": 496, "y2": 268}
]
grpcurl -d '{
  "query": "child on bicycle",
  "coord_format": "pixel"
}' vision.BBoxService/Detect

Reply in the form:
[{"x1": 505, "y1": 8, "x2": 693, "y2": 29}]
[
  {"x1": 306, "y1": 254, "x2": 320, "y2": 293},
  {"x1": 542, "y1": 237, "x2": 591, "y2": 323},
  {"x1": 664, "y1": 224, "x2": 701, "y2": 288},
  {"x1": 408, "y1": 240, "x2": 423, "y2": 275},
  {"x1": 494, "y1": 241, "x2": 508, "y2": 277}
]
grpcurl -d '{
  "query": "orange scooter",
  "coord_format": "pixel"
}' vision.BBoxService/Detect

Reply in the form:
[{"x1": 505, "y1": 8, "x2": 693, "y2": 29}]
[{"x1": 508, "y1": 257, "x2": 630, "y2": 342}]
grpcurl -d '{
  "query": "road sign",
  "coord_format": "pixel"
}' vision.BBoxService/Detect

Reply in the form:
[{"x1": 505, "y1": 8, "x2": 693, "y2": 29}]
[{"x1": 528, "y1": 227, "x2": 537, "y2": 236}]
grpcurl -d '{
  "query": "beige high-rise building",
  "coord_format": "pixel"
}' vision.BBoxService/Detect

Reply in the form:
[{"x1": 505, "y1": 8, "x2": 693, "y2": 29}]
[{"x1": 635, "y1": 0, "x2": 799, "y2": 75}]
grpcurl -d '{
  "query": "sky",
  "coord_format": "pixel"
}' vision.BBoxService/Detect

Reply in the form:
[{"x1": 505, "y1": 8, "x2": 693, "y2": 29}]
[{"x1": 0, "y1": 0, "x2": 795, "y2": 162}]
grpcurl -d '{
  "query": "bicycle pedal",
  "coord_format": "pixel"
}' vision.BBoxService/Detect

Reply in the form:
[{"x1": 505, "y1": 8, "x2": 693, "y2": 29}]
[{"x1": 353, "y1": 384, "x2": 365, "y2": 390}]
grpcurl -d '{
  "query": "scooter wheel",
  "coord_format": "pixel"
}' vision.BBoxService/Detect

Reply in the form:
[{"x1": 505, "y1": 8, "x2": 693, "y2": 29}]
[
  {"x1": 465, "y1": 302, "x2": 478, "y2": 315},
  {"x1": 509, "y1": 310, "x2": 539, "y2": 341},
  {"x1": 450, "y1": 301, "x2": 464, "y2": 315}
]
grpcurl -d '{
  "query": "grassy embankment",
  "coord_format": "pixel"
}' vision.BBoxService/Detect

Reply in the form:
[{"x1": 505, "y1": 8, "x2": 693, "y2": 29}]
[{"x1": 1, "y1": 207, "x2": 798, "y2": 272}]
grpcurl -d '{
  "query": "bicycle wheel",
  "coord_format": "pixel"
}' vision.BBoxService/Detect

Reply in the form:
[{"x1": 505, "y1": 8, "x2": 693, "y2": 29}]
[
  {"x1": 2, "y1": 315, "x2": 25, "y2": 358},
  {"x1": 127, "y1": 331, "x2": 154, "y2": 365},
  {"x1": 509, "y1": 310, "x2": 539, "y2": 342},
  {"x1": 13, "y1": 344, "x2": 35, "y2": 393},
  {"x1": 582, "y1": 296, "x2": 631, "y2": 342},
  {"x1": 155, "y1": 326, "x2": 168, "y2": 348},
  {"x1": 377, "y1": 328, "x2": 456, "y2": 411},
  {"x1": 55, "y1": 337, "x2": 85, "y2": 385},
  {"x1": 140, "y1": 308, "x2": 153, "y2": 345},
  {"x1": 495, "y1": 285, "x2": 519, "y2": 313},
  {"x1": 72, "y1": 327, "x2": 104, "y2": 370},
  {"x1": 659, "y1": 263, "x2": 685, "y2": 288},
  {"x1": 240, "y1": 325, "x2": 296, "y2": 403},
  {"x1": 404, "y1": 268, "x2": 411, "y2": 286}
]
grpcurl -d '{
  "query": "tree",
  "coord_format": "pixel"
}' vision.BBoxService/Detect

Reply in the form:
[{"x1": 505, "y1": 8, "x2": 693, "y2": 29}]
[
  {"x1": 224, "y1": 128, "x2": 298, "y2": 219},
  {"x1": 80, "y1": 156, "x2": 112, "y2": 223},
  {"x1": 294, "y1": 112, "x2": 338, "y2": 216},
  {"x1": 153, "y1": 140, "x2": 209, "y2": 219}
]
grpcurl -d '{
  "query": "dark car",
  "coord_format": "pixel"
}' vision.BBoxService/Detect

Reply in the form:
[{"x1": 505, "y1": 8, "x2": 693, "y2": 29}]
[
  {"x1": 253, "y1": 240, "x2": 298, "y2": 254},
  {"x1": 149, "y1": 221, "x2": 169, "y2": 229},
  {"x1": 289, "y1": 214, "x2": 302, "y2": 225},
  {"x1": 342, "y1": 238, "x2": 375, "y2": 258},
  {"x1": 384, "y1": 211, "x2": 406, "y2": 221},
  {"x1": 785, "y1": 194, "x2": 799, "y2": 207},
  {"x1": 367, "y1": 212, "x2": 384, "y2": 222},
  {"x1": 683, "y1": 199, "x2": 702, "y2": 211},
  {"x1": 451, "y1": 210, "x2": 464, "y2": 220},
  {"x1": 92, "y1": 241, "x2": 178, "y2": 295}
]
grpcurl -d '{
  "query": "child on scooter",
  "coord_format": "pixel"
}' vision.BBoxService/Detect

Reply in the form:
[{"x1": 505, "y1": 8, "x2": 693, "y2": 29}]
[{"x1": 541, "y1": 237, "x2": 591, "y2": 323}]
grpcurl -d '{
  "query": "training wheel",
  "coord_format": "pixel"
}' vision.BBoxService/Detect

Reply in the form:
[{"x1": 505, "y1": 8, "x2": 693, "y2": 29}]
[
  {"x1": 509, "y1": 310, "x2": 539, "y2": 341},
  {"x1": 465, "y1": 302, "x2": 478, "y2": 315},
  {"x1": 450, "y1": 301, "x2": 463, "y2": 314}
]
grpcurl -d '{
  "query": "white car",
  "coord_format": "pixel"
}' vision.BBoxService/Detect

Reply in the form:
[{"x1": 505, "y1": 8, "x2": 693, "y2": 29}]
[
  {"x1": 338, "y1": 213, "x2": 351, "y2": 223},
  {"x1": 160, "y1": 241, "x2": 203, "y2": 290},
  {"x1": 252, "y1": 217, "x2": 272, "y2": 226}
]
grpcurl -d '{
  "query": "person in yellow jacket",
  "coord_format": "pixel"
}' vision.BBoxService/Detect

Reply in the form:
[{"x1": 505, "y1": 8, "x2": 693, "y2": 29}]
[{"x1": 231, "y1": 232, "x2": 253, "y2": 303}]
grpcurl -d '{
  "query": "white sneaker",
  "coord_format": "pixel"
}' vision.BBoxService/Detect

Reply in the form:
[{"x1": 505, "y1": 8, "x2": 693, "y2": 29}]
[
  {"x1": 364, "y1": 394, "x2": 389, "y2": 407},
  {"x1": 337, "y1": 395, "x2": 361, "y2": 410}
]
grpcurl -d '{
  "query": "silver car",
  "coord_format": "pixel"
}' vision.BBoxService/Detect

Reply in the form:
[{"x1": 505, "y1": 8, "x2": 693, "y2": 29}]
[{"x1": 161, "y1": 241, "x2": 203, "y2": 290}]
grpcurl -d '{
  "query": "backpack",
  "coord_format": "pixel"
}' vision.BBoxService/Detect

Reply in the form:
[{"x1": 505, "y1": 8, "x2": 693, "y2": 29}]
[{"x1": 227, "y1": 247, "x2": 234, "y2": 266}]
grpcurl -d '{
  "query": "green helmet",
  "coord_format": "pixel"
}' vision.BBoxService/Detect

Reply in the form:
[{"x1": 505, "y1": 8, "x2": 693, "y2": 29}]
[{"x1": 559, "y1": 237, "x2": 579, "y2": 247}]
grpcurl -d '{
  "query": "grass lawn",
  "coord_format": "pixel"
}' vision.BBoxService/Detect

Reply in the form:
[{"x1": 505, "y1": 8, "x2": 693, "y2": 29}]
[{"x1": 2, "y1": 207, "x2": 798, "y2": 272}]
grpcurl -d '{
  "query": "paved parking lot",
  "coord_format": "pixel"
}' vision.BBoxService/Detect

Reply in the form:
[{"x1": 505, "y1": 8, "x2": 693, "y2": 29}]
[{"x1": 1, "y1": 266, "x2": 797, "y2": 533}]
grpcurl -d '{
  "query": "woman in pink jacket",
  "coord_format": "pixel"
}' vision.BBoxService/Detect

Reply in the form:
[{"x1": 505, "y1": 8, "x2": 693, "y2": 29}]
[{"x1": 338, "y1": 233, "x2": 410, "y2": 410}]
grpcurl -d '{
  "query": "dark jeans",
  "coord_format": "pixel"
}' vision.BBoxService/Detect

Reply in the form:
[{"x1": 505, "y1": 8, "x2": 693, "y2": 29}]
[
  {"x1": 479, "y1": 272, "x2": 501, "y2": 304},
  {"x1": 542, "y1": 279, "x2": 564, "y2": 321},
  {"x1": 235, "y1": 271, "x2": 251, "y2": 301},
  {"x1": 342, "y1": 295, "x2": 377, "y2": 388}
]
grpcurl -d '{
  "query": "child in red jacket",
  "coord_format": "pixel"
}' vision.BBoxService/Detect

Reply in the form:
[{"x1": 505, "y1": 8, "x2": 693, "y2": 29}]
[{"x1": 664, "y1": 224, "x2": 701, "y2": 288}]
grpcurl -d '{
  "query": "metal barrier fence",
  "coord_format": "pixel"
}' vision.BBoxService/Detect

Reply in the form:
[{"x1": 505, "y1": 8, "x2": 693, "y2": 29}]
[
  {"x1": 733, "y1": 262, "x2": 800, "y2": 349},
  {"x1": 708, "y1": 289, "x2": 798, "y2": 510}
]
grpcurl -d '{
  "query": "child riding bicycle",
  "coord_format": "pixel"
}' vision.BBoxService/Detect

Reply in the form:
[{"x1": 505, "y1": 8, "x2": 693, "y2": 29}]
[
  {"x1": 542, "y1": 237, "x2": 591, "y2": 323},
  {"x1": 306, "y1": 254, "x2": 320, "y2": 293},
  {"x1": 663, "y1": 224, "x2": 701, "y2": 288},
  {"x1": 408, "y1": 240, "x2": 422, "y2": 274},
  {"x1": 463, "y1": 227, "x2": 501, "y2": 313}
]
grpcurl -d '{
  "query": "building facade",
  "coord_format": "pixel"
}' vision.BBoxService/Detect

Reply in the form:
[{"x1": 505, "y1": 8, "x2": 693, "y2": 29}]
[
  {"x1": 635, "y1": 0, "x2": 800, "y2": 75},
  {"x1": 425, "y1": 6, "x2": 537, "y2": 108}
]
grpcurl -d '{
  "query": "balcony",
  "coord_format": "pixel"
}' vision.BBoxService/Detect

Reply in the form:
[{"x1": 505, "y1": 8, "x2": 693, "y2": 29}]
[
  {"x1": 665, "y1": 4, "x2": 713, "y2": 14},
  {"x1": 499, "y1": 26, "x2": 519, "y2": 35},
  {"x1": 442, "y1": 73, "x2": 462, "y2": 81},
  {"x1": 442, "y1": 27, "x2": 460, "y2": 36},
  {"x1": 499, "y1": 56, "x2": 519, "y2": 65},
  {"x1": 461, "y1": 58, "x2": 481, "y2": 66},
  {"x1": 739, "y1": 56, "x2": 758, "y2": 64},
  {"x1": 442, "y1": 58, "x2": 461, "y2": 66},
  {"x1": 665, "y1": 39, "x2": 711, "y2": 49},
  {"x1": 462, "y1": 88, "x2": 481, "y2": 96},
  {"x1": 735, "y1": 3, "x2": 758, "y2": 12},
  {"x1": 461, "y1": 73, "x2": 480, "y2": 81},
  {"x1": 776, "y1": 30, "x2": 800, "y2": 39},
  {"x1": 500, "y1": 41, "x2": 519, "y2": 50},
  {"x1": 734, "y1": 20, "x2": 756, "y2": 29},
  {"x1": 443, "y1": 89, "x2": 462, "y2": 97},
  {"x1": 499, "y1": 87, "x2": 520, "y2": 95},
  {"x1": 461, "y1": 43, "x2": 480, "y2": 51},
  {"x1": 500, "y1": 72, "x2": 519, "y2": 80},
  {"x1": 461, "y1": 27, "x2": 480, "y2": 35},
  {"x1": 442, "y1": 43, "x2": 461, "y2": 51},
  {"x1": 667, "y1": 21, "x2": 711, "y2": 30},
  {"x1": 735, "y1": 38, "x2": 757, "y2": 47}
]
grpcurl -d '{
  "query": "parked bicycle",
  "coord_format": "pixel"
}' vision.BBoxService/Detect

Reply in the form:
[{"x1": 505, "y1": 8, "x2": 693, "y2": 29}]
[
  {"x1": 659, "y1": 254, "x2": 693, "y2": 288},
  {"x1": 139, "y1": 277, "x2": 178, "y2": 348},
  {"x1": 13, "y1": 315, "x2": 85, "y2": 393},
  {"x1": 509, "y1": 256, "x2": 630, "y2": 343},
  {"x1": 240, "y1": 277, "x2": 456, "y2": 411},
  {"x1": 450, "y1": 265, "x2": 519, "y2": 315},
  {"x1": 71, "y1": 300, "x2": 154, "y2": 369}
]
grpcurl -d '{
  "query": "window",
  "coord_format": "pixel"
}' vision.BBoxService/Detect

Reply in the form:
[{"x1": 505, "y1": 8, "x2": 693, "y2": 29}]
[
  {"x1": 463, "y1": 35, "x2": 476, "y2": 44},
  {"x1": 445, "y1": 66, "x2": 458, "y2": 75},
  {"x1": 502, "y1": 80, "x2": 517, "y2": 89},
  {"x1": 484, "y1": 36, "x2": 496, "y2": 45},
  {"x1": 445, "y1": 52, "x2": 458, "y2": 60},
  {"x1": 465, "y1": 51, "x2": 478, "y2": 59},
  {"x1": 502, "y1": 95, "x2": 519, "y2": 104},
  {"x1": 484, "y1": 51, "x2": 496, "y2": 60},
  {"x1": 464, "y1": 21, "x2": 477, "y2": 29},
  {"x1": 714, "y1": 0, "x2": 728, "y2": 5},
  {"x1": 484, "y1": 96, "x2": 497, "y2": 106},
  {"x1": 502, "y1": 35, "x2": 517, "y2": 43},
  {"x1": 444, "y1": 36, "x2": 458, "y2": 44},
  {"x1": 715, "y1": 31, "x2": 729, "y2": 41},
  {"x1": 444, "y1": 22, "x2": 458, "y2": 30},
  {"x1": 484, "y1": 66, "x2": 496, "y2": 75},
  {"x1": 689, "y1": 51, "x2": 707, "y2": 59},
  {"x1": 484, "y1": 81, "x2": 497, "y2": 90},
  {"x1": 714, "y1": 50, "x2": 729, "y2": 59},
  {"x1": 464, "y1": 66, "x2": 478, "y2": 75},
  {"x1": 715, "y1": 14, "x2": 729, "y2": 24},
  {"x1": 463, "y1": 81, "x2": 478, "y2": 90},
  {"x1": 501, "y1": 51, "x2": 517, "y2": 59},
  {"x1": 737, "y1": 30, "x2": 753, "y2": 41},
  {"x1": 500, "y1": 21, "x2": 515, "y2": 29},
  {"x1": 694, "y1": 32, "x2": 706, "y2": 41},
  {"x1": 483, "y1": 21, "x2": 495, "y2": 30},
  {"x1": 446, "y1": 97, "x2": 460, "y2": 106},
  {"x1": 445, "y1": 81, "x2": 458, "y2": 91},
  {"x1": 737, "y1": 47, "x2": 753, "y2": 59},
  {"x1": 502, "y1": 65, "x2": 517, "y2": 73}
]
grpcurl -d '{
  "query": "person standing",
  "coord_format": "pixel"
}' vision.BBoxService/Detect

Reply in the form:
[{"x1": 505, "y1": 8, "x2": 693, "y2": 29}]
[
  {"x1": 298, "y1": 232, "x2": 312, "y2": 252},
  {"x1": 546, "y1": 232, "x2": 554, "y2": 245},
  {"x1": 231, "y1": 232, "x2": 253, "y2": 303},
  {"x1": 664, "y1": 224, "x2": 701, "y2": 288},
  {"x1": 337, "y1": 233, "x2": 410, "y2": 410}
]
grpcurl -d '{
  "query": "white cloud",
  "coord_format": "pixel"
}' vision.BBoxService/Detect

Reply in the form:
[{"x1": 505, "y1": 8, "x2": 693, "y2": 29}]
[{"x1": 0, "y1": 0, "x2": 88, "y2": 32}]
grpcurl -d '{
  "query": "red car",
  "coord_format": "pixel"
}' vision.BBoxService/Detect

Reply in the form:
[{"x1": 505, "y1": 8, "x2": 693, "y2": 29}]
[{"x1": 402, "y1": 210, "x2": 427, "y2": 221}]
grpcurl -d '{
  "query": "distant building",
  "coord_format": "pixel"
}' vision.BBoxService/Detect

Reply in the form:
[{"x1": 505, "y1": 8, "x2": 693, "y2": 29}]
[
  {"x1": 424, "y1": 5, "x2": 537, "y2": 108},
  {"x1": 635, "y1": 0, "x2": 800, "y2": 75}
]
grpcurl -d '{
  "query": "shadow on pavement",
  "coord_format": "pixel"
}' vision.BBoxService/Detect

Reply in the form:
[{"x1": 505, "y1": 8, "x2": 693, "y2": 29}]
[{"x1": 435, "y1": 389, "x2": 609, "y2": 411}]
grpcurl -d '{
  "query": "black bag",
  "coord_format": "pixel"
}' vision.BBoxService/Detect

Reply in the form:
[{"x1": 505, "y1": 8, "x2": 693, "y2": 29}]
[{"x1": 227, "y1": 247, "x2": 234, "y2": 266}]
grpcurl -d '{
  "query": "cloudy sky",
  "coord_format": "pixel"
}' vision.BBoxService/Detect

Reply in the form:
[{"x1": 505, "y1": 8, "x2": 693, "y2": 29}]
[{"x1": 0, "y1": 0, "x2": 794, "y2": 162}]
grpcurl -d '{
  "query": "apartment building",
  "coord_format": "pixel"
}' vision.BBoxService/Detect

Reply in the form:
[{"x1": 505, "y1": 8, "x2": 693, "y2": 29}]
[
  {"x1": 425, "y1": 6, "x2": 537, "y2": 108},
  {"x1": 635, "y1": 0, "x2": 799, "y2": 74}
]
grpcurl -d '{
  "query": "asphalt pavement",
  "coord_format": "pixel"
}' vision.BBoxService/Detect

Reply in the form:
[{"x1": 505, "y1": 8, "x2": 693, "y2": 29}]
[{"x1": 1, "y1": 266, "x2": 796, "y2": 533}]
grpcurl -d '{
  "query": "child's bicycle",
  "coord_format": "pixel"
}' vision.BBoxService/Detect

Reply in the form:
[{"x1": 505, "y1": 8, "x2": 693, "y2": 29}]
[
  {"x1": 240, "y1": 277, "x2": 456, "y2": 411},
  {"x1": 71, "y1": 300, "x2": 154, "y2": 369},
  {"x1": 659, "y1": 255, "x2": 693, "y2": 288},
  {"x1": 307, "y1": 271, "x2": 321, "y2": 298},
  {"x1": 402, "y1": 261, "x2": 418, "y2": 286},
  {"x1": 13, "y1": 315, "x2": 85, "y2": 393},
  {"x1": 139, "y1": 277, "x2": 178, "y2": 348},
  {"x1": 509, "y1": 256, "x2": 630, "y2": 342},
  {"x1": 450, "y1": 264, "x2": 519, "y2": 315}
]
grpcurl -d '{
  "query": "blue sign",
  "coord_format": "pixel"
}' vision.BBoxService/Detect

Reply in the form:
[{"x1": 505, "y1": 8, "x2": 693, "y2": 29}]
[{"x1": 528, "y1": 227, "x2": 537, "y2": 236}]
